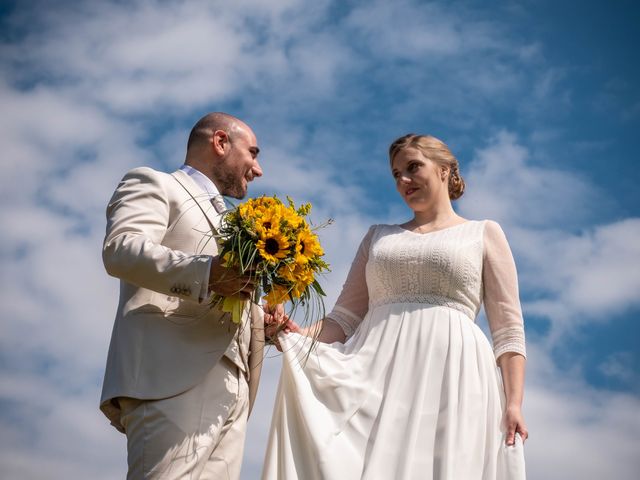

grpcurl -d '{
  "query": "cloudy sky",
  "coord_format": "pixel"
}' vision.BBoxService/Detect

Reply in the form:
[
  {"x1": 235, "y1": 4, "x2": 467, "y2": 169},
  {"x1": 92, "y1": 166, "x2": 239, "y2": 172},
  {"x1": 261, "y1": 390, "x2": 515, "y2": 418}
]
[{"x1": 1, "y1": 0, "x2": 638, "y2": 478}]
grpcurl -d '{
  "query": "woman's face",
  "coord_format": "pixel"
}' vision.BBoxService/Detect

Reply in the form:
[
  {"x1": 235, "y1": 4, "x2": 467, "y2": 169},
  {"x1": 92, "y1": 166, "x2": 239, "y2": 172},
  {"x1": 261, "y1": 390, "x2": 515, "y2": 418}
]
[{"x1": 391, "y1": 147, "x2": 448, "y2": 211}]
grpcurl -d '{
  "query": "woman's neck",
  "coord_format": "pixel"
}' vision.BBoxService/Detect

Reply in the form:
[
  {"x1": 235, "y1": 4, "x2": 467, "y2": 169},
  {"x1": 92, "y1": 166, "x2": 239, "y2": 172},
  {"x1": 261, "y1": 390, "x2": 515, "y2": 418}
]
[{"x1": 409, "y1": 202, "x2": 461, "y2": 229}]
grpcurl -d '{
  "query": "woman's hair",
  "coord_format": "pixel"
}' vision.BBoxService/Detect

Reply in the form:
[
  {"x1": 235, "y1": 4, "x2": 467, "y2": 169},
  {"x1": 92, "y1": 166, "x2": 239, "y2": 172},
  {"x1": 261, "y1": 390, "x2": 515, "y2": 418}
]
[{"x1": 388, "y1": 134, "x2": 465, "y2": 200}]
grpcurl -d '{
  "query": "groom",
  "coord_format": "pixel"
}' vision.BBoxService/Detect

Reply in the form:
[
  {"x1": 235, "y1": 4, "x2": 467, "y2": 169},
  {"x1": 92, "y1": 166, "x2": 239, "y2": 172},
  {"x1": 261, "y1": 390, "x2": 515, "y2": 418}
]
[{"x1": 100, "y1": 112, "x2": 270, "y2": 479}]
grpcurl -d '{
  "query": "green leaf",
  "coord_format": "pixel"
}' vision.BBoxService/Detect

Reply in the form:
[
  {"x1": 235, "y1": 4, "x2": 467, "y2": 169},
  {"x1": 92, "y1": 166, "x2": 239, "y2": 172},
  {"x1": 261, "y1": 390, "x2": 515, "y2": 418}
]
[{"x1": 311, "y1": 279, "x2": 326, "y2": 296}]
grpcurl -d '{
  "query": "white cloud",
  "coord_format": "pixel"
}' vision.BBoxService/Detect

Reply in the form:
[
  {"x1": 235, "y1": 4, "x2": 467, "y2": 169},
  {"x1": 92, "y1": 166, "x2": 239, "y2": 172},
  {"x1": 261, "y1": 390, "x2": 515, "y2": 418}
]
[
  {"x1": 3, "y1": 2, "x2": 245, "y2": 111},
  {"x1": 563, "y1": 219, "x2": 640, "y2": 311},
  {"x1": 254, "y1": 148, "x2": 366, "y2": 214},
  {"x1": 342, "y1": 0, "x2": 542, "y2": 114},
  {"x1": 0, "y1": 370, "x2": 125, "y2": 480},
  {"x1": 285, "y1": 33, "x2": 355, "y2": 94},
  {"x1": 598, "y1": 351, "x2": 639, "y2": 385},
  {"x1": 1, "y1": 0, "x2": 347, "y2": 115},
  {"x1": 345, "y1": 0, "x2": 499, "y2": 57},
  {"x1": 460, "y1": 131, "x2": 598, "y2": 228},
  {"x1": 524, "y1": 344, "x2": 640, "y2": 480},
  {"x1": 458, "y1": 132, "x2": 639, "y2": 340},
  {"x1": 521, "y1": 218, "x2": 640, "y2": 322}
]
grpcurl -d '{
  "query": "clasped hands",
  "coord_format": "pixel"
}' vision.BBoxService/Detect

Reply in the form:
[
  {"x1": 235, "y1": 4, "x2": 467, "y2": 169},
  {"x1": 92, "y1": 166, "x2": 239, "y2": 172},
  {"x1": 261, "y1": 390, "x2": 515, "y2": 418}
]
[{"x1": 263, "y1": 303, "x2": 300, "y2": 351}]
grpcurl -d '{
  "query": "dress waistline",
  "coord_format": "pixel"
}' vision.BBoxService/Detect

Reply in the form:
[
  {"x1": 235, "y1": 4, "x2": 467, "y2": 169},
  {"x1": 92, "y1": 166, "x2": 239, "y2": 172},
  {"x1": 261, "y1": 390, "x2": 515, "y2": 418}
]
[{"x1": 369, "y1": 295, "x2": 476, "y2": 320}]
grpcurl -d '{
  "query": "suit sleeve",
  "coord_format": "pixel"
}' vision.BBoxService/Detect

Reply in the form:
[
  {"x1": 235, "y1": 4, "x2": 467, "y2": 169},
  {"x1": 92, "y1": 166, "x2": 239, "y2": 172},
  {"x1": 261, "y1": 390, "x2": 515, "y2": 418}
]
[{"x1": 102, "y1": 167, "x2": 211, "y2": 303}]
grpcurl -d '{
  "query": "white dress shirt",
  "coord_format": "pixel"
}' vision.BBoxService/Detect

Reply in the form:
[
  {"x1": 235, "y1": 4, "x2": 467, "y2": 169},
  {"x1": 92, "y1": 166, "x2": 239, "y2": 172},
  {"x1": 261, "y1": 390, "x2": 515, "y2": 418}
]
[{"x1": 179, "y1": 164, "x2": 225, "y2": 204}]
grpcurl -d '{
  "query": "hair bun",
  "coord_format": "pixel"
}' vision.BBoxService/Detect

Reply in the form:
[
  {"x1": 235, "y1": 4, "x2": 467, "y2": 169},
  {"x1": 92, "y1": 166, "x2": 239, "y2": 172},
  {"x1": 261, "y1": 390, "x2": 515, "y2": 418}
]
[{"x1": 448, "y1": 170, "x2": 465, "y2": 200}]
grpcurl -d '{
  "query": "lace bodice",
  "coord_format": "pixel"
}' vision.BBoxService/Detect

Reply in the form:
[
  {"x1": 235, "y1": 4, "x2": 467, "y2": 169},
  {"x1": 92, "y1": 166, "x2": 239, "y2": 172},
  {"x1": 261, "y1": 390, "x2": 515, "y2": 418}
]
[{"x1": 326, "y1": 220, "x2": 526, "y2": 360}]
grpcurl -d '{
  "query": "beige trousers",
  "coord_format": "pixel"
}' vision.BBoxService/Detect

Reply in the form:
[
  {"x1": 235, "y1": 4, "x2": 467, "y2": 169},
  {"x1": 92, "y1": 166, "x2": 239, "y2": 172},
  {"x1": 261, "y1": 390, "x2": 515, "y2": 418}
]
[{"x1": 119, "y1": 359, "x2": 249, "y2": 480}]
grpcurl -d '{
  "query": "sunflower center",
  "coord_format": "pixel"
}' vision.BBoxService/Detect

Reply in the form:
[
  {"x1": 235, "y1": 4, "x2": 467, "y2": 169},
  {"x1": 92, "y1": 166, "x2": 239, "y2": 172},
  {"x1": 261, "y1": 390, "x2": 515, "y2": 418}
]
[
  {"x1": 299, "y1": 241, "x2": 306, "y2": 255},
  {"x1": 265, "y1": 238, "x2": 280, "y2": 255}
]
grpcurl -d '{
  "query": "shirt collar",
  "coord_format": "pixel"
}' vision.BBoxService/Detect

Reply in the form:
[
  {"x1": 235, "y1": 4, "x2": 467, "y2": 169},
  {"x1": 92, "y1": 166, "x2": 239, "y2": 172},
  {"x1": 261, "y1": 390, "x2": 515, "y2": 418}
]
[{"x1": 179, "y1": 164, "x2": 220, "y2": 199}]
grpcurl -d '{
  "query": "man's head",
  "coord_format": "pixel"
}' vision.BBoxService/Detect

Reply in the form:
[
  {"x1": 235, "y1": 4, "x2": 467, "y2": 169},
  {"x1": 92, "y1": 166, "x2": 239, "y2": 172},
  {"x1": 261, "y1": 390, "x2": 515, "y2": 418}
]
[{"x1": 185, "y1": 112, "x2": 262, "y2": 199}]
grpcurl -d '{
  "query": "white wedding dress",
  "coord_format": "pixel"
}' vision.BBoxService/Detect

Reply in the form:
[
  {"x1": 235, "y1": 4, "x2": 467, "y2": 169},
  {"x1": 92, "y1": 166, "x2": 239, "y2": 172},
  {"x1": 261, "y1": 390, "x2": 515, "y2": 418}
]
[{"x1": 262, "y1": 220, "x2": 527, "y2": 480}]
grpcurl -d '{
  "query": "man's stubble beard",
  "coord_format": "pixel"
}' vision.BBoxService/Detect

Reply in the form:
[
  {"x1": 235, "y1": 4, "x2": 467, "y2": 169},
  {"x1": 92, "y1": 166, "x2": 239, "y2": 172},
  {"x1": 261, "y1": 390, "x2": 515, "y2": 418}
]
[{"x1": 211, "y1": 168, "x2": 246, "y2": 199}]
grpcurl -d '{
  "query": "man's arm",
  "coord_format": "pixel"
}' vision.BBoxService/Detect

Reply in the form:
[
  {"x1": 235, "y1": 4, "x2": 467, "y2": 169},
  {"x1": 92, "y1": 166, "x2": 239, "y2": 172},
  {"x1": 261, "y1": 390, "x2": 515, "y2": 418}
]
[
  {"x1": 102, "y1": 167, "x2": 212, "y2": 302},
  {"x1": 103, "y1": 167, "x2": 255, "y2": 302}
]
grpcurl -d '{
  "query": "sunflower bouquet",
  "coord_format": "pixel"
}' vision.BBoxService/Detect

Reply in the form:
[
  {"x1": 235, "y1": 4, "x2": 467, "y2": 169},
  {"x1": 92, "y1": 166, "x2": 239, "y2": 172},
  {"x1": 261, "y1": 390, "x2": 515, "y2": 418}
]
[{"x1": 214, "y1": 195, "x2": 330, "y2": 325}]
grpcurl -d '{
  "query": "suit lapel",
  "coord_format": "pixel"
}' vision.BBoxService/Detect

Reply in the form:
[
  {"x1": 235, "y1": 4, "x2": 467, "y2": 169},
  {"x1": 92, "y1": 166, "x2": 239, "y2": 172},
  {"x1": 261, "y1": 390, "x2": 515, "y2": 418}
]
[{"x1": 171, "y1": 169, "x2": 222, "y2": 232}]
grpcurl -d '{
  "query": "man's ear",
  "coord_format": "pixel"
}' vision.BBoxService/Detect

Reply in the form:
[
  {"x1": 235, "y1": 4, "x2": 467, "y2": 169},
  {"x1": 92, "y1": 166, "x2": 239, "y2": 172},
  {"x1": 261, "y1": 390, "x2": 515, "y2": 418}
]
[{"x1": 211, "y1": 130, "x2": 229, "y2": 156}]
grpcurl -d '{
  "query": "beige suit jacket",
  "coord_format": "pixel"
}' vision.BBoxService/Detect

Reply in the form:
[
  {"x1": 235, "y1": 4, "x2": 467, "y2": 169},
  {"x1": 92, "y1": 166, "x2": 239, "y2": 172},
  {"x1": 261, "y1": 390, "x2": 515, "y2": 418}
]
[{"x1": 100, "y1": 167, "x2": 264, "y2": 432}]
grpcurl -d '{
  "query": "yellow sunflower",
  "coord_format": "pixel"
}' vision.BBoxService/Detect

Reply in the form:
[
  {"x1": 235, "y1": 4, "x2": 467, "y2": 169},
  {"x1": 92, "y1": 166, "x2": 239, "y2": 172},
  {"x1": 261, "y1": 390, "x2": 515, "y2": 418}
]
[
  {"x1": 254, "y1": 196, "x2": 279, "y2": 209},
  {"x1": 238, "y1": 202, "x2": 255, "y2": 220},
  {"x1": 254, "y1": 197, "x2": 281, "y2": 216},
  {"x1": 294, "y1": 228, "x2": 324, "y2": 264},
  {"x1": 277, "y1": 263, "x2": 314, "y2": 297},
  {"x1": 280, "y1": 206, "x2": 304, "y2": 229},
  {"x1": 290, "y1": 268, "x2": 313, "y2": 297},
  {"x1": 238, "y1": 196, "x2": 280, "y2": 224},
  {"x1": 276, "y1": 263, "x2": 293, "y2": 283},
  {"x1": 295, "y1": 264, "x2": 315, "y2": 286},
  {"x1": 257, "y1": 229, "x2": 291, "y2": 264},
  {"x1": 263, "y1": 283, "x2": 290, "y2": 305},
  {"x1": 255, "y1": 208, "x2": 282, "y2": 237}
]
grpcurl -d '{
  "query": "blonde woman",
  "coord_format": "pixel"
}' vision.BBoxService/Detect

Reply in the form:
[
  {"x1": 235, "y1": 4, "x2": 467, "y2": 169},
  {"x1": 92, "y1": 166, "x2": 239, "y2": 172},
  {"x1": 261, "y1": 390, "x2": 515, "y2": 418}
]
[{"x1": 263, "y1": 134, "x2": 528, "y2": 479}]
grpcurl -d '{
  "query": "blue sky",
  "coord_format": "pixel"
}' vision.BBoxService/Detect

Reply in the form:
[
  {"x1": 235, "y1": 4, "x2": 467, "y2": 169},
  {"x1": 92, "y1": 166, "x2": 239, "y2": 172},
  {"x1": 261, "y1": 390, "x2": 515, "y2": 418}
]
[{"x1": 1, "y1": 0, "x2": 638, "y2": 478}]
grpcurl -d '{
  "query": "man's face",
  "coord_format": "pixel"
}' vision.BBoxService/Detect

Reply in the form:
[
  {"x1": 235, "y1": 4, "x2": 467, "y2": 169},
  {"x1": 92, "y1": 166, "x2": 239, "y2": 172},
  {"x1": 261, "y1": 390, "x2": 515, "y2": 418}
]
[{"x1": 213, "y1": 127, "x2": 262, "y2": 199}]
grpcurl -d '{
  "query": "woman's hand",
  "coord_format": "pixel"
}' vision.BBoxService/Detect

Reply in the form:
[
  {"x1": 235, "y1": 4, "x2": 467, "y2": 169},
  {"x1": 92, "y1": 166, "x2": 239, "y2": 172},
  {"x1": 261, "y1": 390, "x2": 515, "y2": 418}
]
[
  {"x1": 263, "y1": 302, "x2": 285, "y2": 326},
  {"x1": 504, "y1": 405, "x2": 528, "y2": 446},
  {"x1": 263, "y1": 303, "x2": 301, "y2": 351}
]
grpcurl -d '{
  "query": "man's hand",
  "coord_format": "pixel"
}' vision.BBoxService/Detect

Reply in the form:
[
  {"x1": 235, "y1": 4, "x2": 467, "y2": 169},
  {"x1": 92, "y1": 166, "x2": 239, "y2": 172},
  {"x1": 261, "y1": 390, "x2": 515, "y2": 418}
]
[{"x1": 209, "y1": 255, "x2": 256, "y2": 299}]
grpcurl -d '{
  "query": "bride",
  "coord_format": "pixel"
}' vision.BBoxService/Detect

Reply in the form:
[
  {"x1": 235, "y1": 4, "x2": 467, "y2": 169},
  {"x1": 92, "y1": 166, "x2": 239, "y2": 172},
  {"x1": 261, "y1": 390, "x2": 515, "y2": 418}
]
[{"x1": 262, "y1": 134, "x2": 528, "y2": 479}]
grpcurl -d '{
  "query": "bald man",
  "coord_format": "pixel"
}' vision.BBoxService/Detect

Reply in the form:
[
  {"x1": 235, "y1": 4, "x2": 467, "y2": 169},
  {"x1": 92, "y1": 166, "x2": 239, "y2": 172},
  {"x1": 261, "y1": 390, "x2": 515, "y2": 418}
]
[{"x1": 100, "y1": 113, "x2": 268, "y2": 479}]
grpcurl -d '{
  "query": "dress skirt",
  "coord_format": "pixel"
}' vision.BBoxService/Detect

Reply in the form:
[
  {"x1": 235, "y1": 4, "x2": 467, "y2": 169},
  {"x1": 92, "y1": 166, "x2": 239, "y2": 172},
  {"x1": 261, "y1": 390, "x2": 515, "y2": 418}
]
[{"x1": 262, "y1": 303, "x2": 526, "y2": 480}]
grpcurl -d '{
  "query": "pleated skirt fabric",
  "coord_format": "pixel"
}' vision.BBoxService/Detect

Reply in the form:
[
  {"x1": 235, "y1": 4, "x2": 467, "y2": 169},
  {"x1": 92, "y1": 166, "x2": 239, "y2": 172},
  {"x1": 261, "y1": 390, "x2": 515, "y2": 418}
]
[{"x1": 262, "y1": 303, "x2": 526, "y2": 480}]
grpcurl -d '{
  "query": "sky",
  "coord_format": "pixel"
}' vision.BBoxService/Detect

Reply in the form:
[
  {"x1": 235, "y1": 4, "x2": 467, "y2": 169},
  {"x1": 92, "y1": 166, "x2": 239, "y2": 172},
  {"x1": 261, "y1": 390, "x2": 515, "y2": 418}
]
[{"x1": 0, "y1": 0, "x2": 638, "y2": 478}]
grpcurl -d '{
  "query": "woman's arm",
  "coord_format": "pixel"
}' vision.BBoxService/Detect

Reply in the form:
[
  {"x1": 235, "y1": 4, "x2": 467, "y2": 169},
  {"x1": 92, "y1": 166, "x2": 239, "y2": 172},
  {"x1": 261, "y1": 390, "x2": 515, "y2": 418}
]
[
  {"x1": 483, "y1": 220, "x2": 528, "y2": 445},
  {"x1": 297, "y1": 318, "x2": 347, "y2": 344},
  {"x1": 264, "y1": 314, "x2": 346, "y2": 348},
  {"x1": 498, "y1": 352, "x2": 528, "y2": 445}
]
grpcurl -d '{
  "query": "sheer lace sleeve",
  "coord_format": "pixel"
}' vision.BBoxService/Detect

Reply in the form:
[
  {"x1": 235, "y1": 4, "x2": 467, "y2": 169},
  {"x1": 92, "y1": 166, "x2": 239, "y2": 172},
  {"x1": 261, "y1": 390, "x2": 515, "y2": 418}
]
[
  {"x1": 325, "y1": 226, "x2": 375, "y2": 338},
  {"x1": 483, "y1": 221, "x2": 527, "y2": 361}
]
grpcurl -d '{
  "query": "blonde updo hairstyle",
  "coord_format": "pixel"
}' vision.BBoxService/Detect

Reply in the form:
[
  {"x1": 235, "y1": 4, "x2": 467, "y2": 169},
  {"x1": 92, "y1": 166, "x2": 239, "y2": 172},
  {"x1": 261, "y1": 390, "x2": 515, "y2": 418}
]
[{"x1": 389, "y1": 134, "x2": 465, "y2": 200}]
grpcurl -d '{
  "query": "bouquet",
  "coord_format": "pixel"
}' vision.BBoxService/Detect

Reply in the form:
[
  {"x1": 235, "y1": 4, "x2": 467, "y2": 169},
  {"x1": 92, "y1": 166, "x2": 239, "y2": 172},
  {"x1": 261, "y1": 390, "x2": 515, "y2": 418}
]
[{"x1": 214, "y1": 195, "x2": 331, "y2": 325}]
